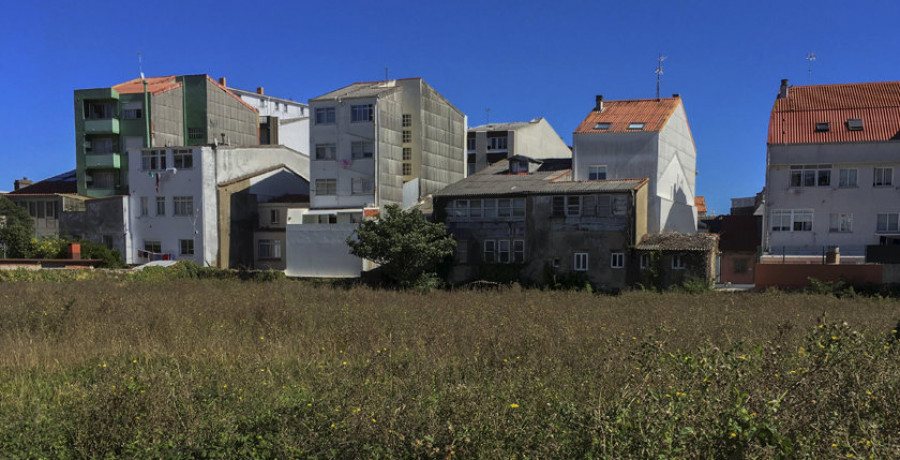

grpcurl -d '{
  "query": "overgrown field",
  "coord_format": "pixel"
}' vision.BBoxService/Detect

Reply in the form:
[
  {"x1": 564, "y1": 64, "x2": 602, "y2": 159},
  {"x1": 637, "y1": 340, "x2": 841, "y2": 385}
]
[{"x1": 1, "y1": 279, "x2": 899, "y2": 458}]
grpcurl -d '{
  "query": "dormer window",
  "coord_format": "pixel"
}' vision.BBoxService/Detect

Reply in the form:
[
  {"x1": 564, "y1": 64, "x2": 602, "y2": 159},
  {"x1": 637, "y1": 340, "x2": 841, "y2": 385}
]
[
  {"x1": 594, "y1": 122, "x2": 611, "y2": 130},
  {"x1": 815, "y1": 122, "x2": 830, "y2": 132},
  {"x1": 510, "y1": 159, "x2": 529, "y2": 174},
  {"x1": 627, "y1": 122, "x2": 645, "y2": 130},
  {"x1": 846, "y1": 118, "x2": 863, "y2": 131}
]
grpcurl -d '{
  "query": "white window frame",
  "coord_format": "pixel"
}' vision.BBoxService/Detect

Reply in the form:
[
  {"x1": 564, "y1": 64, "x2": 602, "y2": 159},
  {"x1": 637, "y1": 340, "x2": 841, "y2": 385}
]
[
  {"x1": 270, "y1": 209, "x2": 280, "y2": 225},
  {"x1": 144, "y1": 240, "x2": 162, "y2": 254},
  {"x1": 179, "y1": 239, "x2": 194, "y2": 256},
  {"x1": 141, "y1": 149, "x2": 166, "y2": 171},
  {"x1": 770, "y1": 209, "x2": 813, "y2": 232},
  {"x1": 315, "y1": 179, "x2": 337, "y2": 196},
  {"x1": 315, "y1": 143, "x2": 336, "y2": 161},
  {"x1": 874, "y1": 167, "x2": 893, "y2": 187},
  {"x1": 876, "y1": 213, "x2": 900, "y2": 233},
  {"x1": 838, "y1": 168, "x2": 858, "y2": 188},
  {"x1": 588, "y1": 165, "x2": 608, "y2": 180},
  {"x1": 498, "y1": 240, "x2": 511, "y2": 263},
  {"x1": 351, "y1": 178, "x2": 374, "y2": 194},
  {"x1": 351, "y1": 104, "x2": 374, "y2": 122},
  {"x1": 639, "y1": 253, "x2": 650, "y2": 269},
  {"x1": 483, "y1": 240, "x2": 496, "y2": 263},
  {"x1": 672, "y1": 254, "x2": 686, "y2": 270},
  {"x1": 140, "y1": 196, "x2": 149, "y2": 217},
  {"x1": 351, "y1": 141, "x2": 374, "y2": 159},
  {"x1": 611, "y1": 252, "x2": 625, "y2": 269},
  {"x1": 173, "y1": 149, "x2": 193, "y2": 169},
  {"x1": 173, "y1": 196, "x2": 193, "y2": 216},
  {"x1": 156, "y1": 196, "x2": 166, "y2": 216},
  {"x1": 790, "y1": 164, "x2": 832, "y2": 187},
  {"x1": 574, "y1": 252, "x2": 589, "y2": 271},
  {"x1": 829, "y1": 213, "x2": 852, "y2": 233}
]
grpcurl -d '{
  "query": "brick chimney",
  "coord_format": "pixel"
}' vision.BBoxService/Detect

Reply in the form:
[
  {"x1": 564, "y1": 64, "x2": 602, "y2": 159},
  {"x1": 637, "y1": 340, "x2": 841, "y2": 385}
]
[
  {"x1": 257, "y1": 87, "x2": 264, "y2": 95},
  {"x1": 218, "y1": 77, "x2": 227, "y2": 86},
  {"x1": 14, "y1": 177, "x2": 32, "y2": 191},
  {"x1": 595, "y1": 95, "x2": 604, "y2": 112},
  {"x1": 778, "y1": 79, "x2": 789, "y2": 99}
]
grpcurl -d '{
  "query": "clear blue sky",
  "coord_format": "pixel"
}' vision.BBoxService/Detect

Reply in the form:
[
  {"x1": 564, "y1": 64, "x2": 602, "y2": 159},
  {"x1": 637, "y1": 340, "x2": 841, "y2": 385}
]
[{"x1": 2, "y1": 0, "x2": 899, "y2": 214}]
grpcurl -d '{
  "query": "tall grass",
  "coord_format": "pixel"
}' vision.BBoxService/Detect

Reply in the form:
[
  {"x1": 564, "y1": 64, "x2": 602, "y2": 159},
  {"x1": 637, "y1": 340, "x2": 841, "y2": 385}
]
[{"x1": 0, "y1": 280, "x2": 898, "y2": 457}]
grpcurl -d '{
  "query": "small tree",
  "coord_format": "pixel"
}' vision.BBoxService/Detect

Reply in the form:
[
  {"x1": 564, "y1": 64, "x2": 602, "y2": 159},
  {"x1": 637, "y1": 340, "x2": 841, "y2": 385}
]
[
  {"x1": 0, "y1": 196, "x2": 34, "y2": 258},
  {"x1": 347, "y1": 204, "x2": 455, "y2": 286}
]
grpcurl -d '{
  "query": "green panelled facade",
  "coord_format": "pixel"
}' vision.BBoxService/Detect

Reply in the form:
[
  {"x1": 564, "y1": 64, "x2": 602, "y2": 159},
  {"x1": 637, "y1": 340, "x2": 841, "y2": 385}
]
[{"x1": 74, "y1": 75, "x2": 258, "y2": 197}]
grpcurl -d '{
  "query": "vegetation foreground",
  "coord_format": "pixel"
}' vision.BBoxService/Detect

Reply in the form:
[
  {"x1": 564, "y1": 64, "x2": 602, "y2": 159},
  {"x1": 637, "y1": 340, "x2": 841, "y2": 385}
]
[{"x1": 1, "y1": 279, "x2": 899, "y2": 458}]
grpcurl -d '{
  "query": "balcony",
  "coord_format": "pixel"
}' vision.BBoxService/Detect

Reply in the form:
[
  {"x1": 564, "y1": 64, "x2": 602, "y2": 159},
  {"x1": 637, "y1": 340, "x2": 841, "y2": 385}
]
[
  {"x1": 84, "y1": 118, "x2": 120, "y2": 134},
  {"x1": 85, "y1": 153, "x2": 121, "y2": 169}
]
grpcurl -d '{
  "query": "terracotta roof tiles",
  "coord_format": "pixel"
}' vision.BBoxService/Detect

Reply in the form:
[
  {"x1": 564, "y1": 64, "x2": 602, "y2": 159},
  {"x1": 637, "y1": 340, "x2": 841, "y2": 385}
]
[
  {"x1": 575, "y1": 97, "x2": 682, "y2": 134},
  {"x1": 113, "y1": 76, "x2": 182, "y2": 95}
]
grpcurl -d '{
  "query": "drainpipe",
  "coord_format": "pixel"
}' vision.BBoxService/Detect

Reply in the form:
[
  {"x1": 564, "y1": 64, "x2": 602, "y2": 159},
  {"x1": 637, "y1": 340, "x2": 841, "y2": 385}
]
[
  {"x1": 143, "y1": 78, "x2": 151, "y2": 148},
  {"x1": 181, "y1": 76, "x2": 188, "y2": 144},
  {"x1": 373, "y1": 100, "x2": 379, "y2": 209}
]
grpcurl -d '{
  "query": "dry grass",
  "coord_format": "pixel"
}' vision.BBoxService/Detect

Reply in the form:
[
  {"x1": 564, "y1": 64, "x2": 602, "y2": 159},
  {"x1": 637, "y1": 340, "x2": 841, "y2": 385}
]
[{"x1": 1, "y1": 279, "x2": 899, "y2": 457}]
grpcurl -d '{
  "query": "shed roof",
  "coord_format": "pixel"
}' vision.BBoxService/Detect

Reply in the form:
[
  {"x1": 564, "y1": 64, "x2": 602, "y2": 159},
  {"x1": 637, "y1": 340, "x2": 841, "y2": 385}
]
[
  {"x1": 768, "y1": 81, "x2": 900, "y2": 144},
  {"x1": 434, "y1": 157, "x2": 647, "y2": 198},
  {"x1": 575, "y1": 97, "x2": 682, "y2": 134},
  {"x1": 6, "y1": 170, "x2": 77, "y2": 195},
  {"x1": 636, "y1": 233, "x2": 718, "y2": 251}
]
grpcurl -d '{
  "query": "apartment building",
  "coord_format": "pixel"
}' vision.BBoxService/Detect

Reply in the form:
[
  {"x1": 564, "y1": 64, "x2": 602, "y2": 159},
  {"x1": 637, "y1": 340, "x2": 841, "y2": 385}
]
[
  {"x1": 763, "y1": 79, "x2": 900, "y2": 262},
  {"x1": 466, "y1": 117, "x2": 571, "y2": 175},
  {"x1": 225, "y1": 81, "x2": 310, "y2": 155},
  {"x1": 572, "y1": 95, "x2": 697, "y2": 234}
]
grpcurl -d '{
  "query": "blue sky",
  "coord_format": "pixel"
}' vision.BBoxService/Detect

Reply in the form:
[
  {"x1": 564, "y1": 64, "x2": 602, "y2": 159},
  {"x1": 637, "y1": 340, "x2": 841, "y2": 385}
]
[{"x1": 2, "y1": 0, "x2": 899, "y2": 214}]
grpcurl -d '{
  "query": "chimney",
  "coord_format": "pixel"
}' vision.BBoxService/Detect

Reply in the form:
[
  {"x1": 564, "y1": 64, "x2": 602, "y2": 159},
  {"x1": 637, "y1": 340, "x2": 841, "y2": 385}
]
[
  {"x1": 672, "y1": 93, "x2": 680, "y2": 98},
  {"x1": 595, "y1": 95, "x2": 604, "y2": 112},
  {"x1": 256, "y1": 87, "x2": 264, "y2": 95},
  {"x1": 14, "y1": 177, "x2": 32, "y2": 191},
  {"x1": 218, "y1": 77, "x2": 227, "y2": 87},
  {"x1": 778, "y1": 79, "x2": 789, "y2": 99}
]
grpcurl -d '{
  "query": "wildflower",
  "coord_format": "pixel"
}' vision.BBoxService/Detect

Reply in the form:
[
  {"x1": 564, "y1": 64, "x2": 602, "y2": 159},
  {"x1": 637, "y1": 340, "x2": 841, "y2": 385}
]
[
  {"x1": 132, "y1": 359, "x2": 138, "y2": 364},
  {"x1": 371, "y1": 418, "x2": 376, "y2": 423},
  {"x1": 730, "y1": 432, "x2": 737, "y2": 438},
  {"x1": 342, "y1": 361, "x2": 348, "y2": 366},
  {"x1": 737, "y1": 355, "x2": 746, "y2": 360},
  {"x1": 832, "y1": 443, "x2": 838, "y2": 447},
  {"x1": 832, "y1": 336, "x2": 838, "y2": 341},
  {"x1": 102, "y1": 363, "x2": 107, "y2": 368},
  {"x1": 510, "y1": 403, "x2": 519, "y2": 409},
  {"x1": 307, "y1": 403, "x2": 312, "y2": 407},
  {"x1": 259, "y1": 336, "x2": 265, "y2": 340}
]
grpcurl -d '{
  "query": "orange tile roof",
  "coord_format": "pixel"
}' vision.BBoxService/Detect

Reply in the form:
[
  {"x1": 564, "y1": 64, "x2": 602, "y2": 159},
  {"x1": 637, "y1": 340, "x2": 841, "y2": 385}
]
[
  {"x1": 574, "y1": 97, "x2": 682, "y2": 134},
  {"x1": 113, "y1": 76, "x2": 182, "y2": 95},
  {"x1": 694, "y1": 196, "x2": 707, "y2": 214},
  {"x1": 768, "y1": 81, "x2": 900, "y2": 144},
  {"x1": 206, "y1": 75, "x2": 258, "y2": 113}
]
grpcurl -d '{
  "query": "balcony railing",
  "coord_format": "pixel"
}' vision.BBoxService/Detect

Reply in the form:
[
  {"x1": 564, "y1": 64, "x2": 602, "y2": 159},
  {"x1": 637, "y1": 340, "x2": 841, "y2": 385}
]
[
  {"x1": 84, "y1": 118, "x2": 120, "y2": 134},
  {"x1": 85, "y1": 153, "x2": 121, "y2": 169}
]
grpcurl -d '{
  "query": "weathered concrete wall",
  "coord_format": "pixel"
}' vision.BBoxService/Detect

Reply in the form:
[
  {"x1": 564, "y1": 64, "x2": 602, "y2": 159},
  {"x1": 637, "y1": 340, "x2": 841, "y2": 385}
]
[
  {"x1": 755, "y1": 263, "x2": 882, "y2": 289},
  {"x1": 205, "y1": 79, "x2": 259, "y2": 146},
  {"x1": 60, "y1": 195, "x2": 129, "y2": 262},
  {"x1": 151, "y1": 86, "x2": 184, "y2": 147},
  {"x1": 417, "y1": 80, "x2": 466, "y2": 198}
]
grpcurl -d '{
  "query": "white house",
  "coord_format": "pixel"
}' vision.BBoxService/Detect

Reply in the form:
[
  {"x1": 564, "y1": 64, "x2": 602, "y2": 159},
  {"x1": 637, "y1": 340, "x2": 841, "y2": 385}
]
[
  {"x1": 466, "y1": 117, "x2": 571, "y2": 175},
  {"x1": 572, "y1": 95, "x2": 697, "y2": 234},
  {"x1": 224, "y1": 81, "x2": 310, "y2": 155},
  {"x1": 127, "y1": 144, "x2": 309, "y2": 267},
  {"x1": 763, "y1": 79, "x2": 900, "y2": 262}
]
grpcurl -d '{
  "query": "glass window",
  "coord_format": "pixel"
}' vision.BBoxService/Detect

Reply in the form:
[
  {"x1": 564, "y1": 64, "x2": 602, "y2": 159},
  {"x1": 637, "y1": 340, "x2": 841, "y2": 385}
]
[
  {"x1": 877, "y1": 213, "x2": 900, "y2": 233},
  {"x1": 513, "y1": 240, "x2": 525, "y2": 263},
  {"x1": 588, "y1": 165, "x2": 607, "y2": 180},
  {"x1": 156, "y1": 196, "x2": 165, "y2": 216},
  {"x1": 402, "y1": 114, "x2": 412, "y2": 127},
  {"x1": 483, "y1": 240, "x2": 496, "y2": 263},
  {"x1": 611, "y1": 253, "x2": 625, "y2": 269},
  {"x1": 141, "y1": 149, "x2": 166, "y2": 171},
  {"x1": 315, "y1": 144, "x2": 336, "y2": 160},
  {"x1": 498, "y1": 240, "x2": 510, "y2": 263},
  {"x1": 839, "y1": 169, "x2": 858, "y2": 187},
  {"x1": 829, "y1": 213, "x2": 852, "y2": 233},
  {"x1": 270, "y1": 209, "x2": 280, "y2": 225},
  {"x1": 351, "y1": 141, "x2": 374, "y2": 159},
  {"x1": 316, "y1": 179, "x2": 337, "y2": 195},
  {"x1": 140, "y1": 197, "x2": 148, "y2": 217},
  {"x1": 173, "y1": 149, "x2": 193, "y2": 169},
  {"x1": 179, "y1": 239, "x2": 194, "y2": 256},
  {"x1": 351, "y1": 104, "x2": 374, "y2": 122},
  {"x1": 627, "y1": 122, "x2": 645, "y2": 130},
  {"x1": 566, "y1": 196, "x2": 581, "y2": 216},
  {"x1": 402, "y1": 147, "x2": 412, "y2": 161},
  {"x1": 402, "y1": 163, "x2": 412, "y2": 175},
  {"x1": 672, "y1": 255, "x2": 685, "y2": 269},
  {"x1": 315, "y1": 107, "x2": 335, "y2": 124},
  {"x1": 771, "y1": 209, "x2": 812, "y2": 232},
  {"x1": 874, "y1": 167, "x2": 893, "y2": 186},
  {"x1": 574, "y1": 253, "x2": 589, "y2": 271},
  {"x1": 402, "y1": 130, "x2": 411, "y2": 143},
  {"x1": 173, "y1": 196, "x2": 193, "y2": 216},
  {"x1": 484, "y1": 199, "x2": 497, "y2": 218},
  {"x1": 351, "y1": 178, "x2": 373, "y2": 194},
  {"x1": 188, "y1": 127, "x2": 203, "y2": 140},
  {"x1": 640, "y1": 253, "x2": 650, "y2": 269}
]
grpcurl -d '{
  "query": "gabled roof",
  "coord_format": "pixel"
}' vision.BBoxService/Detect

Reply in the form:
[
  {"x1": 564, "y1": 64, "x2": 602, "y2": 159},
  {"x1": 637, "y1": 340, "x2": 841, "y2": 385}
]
[
  {"x1": 469, "y1": 118, "x2": 544, "y2": 132},
  {"x1": 575, "y1": 97, "x2": 682, "y2": 134},
  {"x1": 434, "y1": 157, "x2": 647, "y2": 198},
  {"x1": 636, "y1": 233, "x2": 718, "y2": 251},
  {"x1": 6, "y1": 170, "x2": 78, "y2": 195},
  {"x1": 113, "y1": 76, "x2": 182, "y2": 95},
  {"x1": 768, "y1": 81, "x2": 900, "y2": 144},
  {"x1": 311, "y1": 78, "x2": 422, "y2": 101}
]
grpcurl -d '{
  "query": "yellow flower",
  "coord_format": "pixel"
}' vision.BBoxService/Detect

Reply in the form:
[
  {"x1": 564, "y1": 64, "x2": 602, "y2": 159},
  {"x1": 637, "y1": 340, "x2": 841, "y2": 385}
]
[
  {"x1": 730, "y1": 432, "x2": 737, "y2": 438},
  {"x1": 510, "y1": 403, "x2": 519, "y2": 409},
  {"x1": 342, "y1": 361, "x2": 347, "y2": 366}
]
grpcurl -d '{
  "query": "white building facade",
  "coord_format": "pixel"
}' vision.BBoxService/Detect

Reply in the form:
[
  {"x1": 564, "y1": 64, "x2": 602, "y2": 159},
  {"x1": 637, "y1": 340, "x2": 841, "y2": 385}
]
[
  {"x1": 466, "y1": 117, "x2": 572, "y2": 175},
  {"x1": 763, "y1": 80, "x2": 900, "y2": 261},
  {"x1": 226, "y1": 82, "x2": 310, "y2": 155},
  {"x1": 572, "y1": 95, "x2": 697, "y2": 234}
]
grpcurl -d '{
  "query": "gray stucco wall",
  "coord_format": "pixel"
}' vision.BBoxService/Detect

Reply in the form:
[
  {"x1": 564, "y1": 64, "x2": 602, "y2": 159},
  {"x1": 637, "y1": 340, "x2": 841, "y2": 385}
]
[
  {"x1": 151, "y1": 87, "x2": 184, "y2": 147},
  {"x1": 206, "y1": 80, "x2": 259, "y2": 146},
  {"x1": 418, "y1": 81, "x2": 466, "y2": 198},
  {"x1": 60, "y1": 196, "x2": 129, "y2": 260}
]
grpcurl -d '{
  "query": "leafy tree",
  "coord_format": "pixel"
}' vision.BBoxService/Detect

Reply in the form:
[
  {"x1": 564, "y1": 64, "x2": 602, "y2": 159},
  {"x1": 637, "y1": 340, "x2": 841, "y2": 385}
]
[
  {"x1": 347, "y1": 204, "x2": 455, "y2": 286},
  {"x1": 0, "y1": 196, "x2": 34, "y2": 258}
]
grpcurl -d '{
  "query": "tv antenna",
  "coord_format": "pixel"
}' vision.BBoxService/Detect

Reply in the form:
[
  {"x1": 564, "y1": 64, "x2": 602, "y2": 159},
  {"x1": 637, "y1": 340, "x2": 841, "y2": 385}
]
[
  {"x1": 485, "y1": 107, "x2": 491, "y2": 124},
  {"x1": 806, "y1": 52, "x2": 816, "y2": 84},
  {"x1": 138, "y1": 51, "x2": 145, "y2": 80},
  {"x1": 655, "y1": 54, "x2": 667, "y2": 99},
  {"x1": 385, "y1": 66, "x2": 389, "y2": 81}
]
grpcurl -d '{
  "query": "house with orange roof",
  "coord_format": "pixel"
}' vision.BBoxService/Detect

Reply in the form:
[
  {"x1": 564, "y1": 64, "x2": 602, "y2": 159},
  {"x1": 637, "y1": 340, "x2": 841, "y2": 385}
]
[
  {"x1": 74, "y1": 74, "x2": 260, "y2": 197},
  {"x1": 572, "y1": 94, "x2": 698, "y2": 234},
  {"x1": 763, "y1": 79, "x2": 900, "y2": 263}
]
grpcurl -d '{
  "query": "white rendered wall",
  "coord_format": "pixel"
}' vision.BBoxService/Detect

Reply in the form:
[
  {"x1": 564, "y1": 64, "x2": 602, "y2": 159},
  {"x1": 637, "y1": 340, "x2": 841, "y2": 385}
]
[
  {"x1": 656, "y1": 104, "x2": 697, "y2": 233},
  {"x1": 215, "y1": 145, "x2": 309, "y2": 184},
  {"x1": 511, "y1": 119, "x2": 572, "y2": 160}
]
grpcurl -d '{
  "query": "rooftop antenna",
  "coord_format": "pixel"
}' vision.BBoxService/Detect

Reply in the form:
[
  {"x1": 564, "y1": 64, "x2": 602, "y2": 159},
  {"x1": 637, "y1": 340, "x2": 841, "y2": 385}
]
[
  {"x1": 655, "y1": 53, "x2": 667, "y2": 99},
  {"x1": 384, "y1": 66, "x2": 389, "y2": 81},
  {"x1": 486, "y1": 107, "x2": 491, "y2": 125},
  {"x1": 137, "y1": 51, "x2": 145, "y2": 80},
  {"x1": 806, "y1": 52, "x2": 816, "y2": 84}
]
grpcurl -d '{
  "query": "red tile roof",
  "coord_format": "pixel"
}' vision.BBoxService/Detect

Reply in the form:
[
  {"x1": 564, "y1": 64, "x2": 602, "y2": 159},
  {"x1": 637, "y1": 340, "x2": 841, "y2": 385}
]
[
  {"x1": 113, "y1": 76, "x2": 182, "y2": 95},
  {"x1": 768, "y1": 81, "x2": 900, "y2": 145},
  {"x1": 574, "y1": 97, "x2": 682, "y2": 134}
]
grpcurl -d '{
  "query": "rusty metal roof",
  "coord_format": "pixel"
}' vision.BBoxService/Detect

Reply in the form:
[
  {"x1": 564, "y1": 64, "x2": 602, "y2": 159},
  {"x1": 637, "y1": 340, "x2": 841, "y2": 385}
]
[
  {"x1": 574, "y1": 97, "x2": 682, "y2": 134},
  {"x1": 768, "y1": 81, "x2": 900, "y2": 144}
]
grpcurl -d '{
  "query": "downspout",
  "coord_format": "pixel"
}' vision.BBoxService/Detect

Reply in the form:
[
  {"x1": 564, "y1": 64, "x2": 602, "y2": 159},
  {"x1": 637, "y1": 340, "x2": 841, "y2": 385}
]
[
  {"x1": 181, "y1": 76, "x2": 188, "y2": 144},
  {"x1": 373, "y1": 99, "x2": 379, "y2": 208},
  {"x1": 143, "y1": 78, "x2": 151, "y2": 148}
]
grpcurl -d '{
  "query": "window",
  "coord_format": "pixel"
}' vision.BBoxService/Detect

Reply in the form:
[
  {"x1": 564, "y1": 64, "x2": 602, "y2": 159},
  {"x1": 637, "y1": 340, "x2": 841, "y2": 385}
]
[
  {"x1": 315, "y1": 107, "x2": 335, "y2": 124},
  {"x1": 87, "y1": 137, "x2": 114, "y2": 154},
  {"x1": 550, "y1": 258, "x2": 560, "y2": 268},
  {"x1": 402, "y1": 163, "x2": 412, "y2": 175},
  {"x1": 140, "y1": 197, "x2": 149, "y2": 217},
  {"x1": 574, "y1": 253, "x2": 589, "y2": 271},
  {"x1": 258, "y1": 239, "x2": 282, "y2": 259},
  {"x1": 483, "y1": 240, "x2": 496, "y2": 263},
  {"x1": 466, "y1": 136, "x2": 476, "y2": 150},
  {"x1": 122, "y1": 107, "x2": 143, "y2": 119},
  {"x1": 91, "y1": 171, "x2": 116, "y2": 190},
  {"x1": 512, "y1": 198, "x2": 525, "y2": 217},
  {"x1": 588, "y1": 165, "x2": 607, "y2": 180},
  {"x1": 672, "y1": 254, "x2": 686, "y2": 270},
  {"x1": 513, "y1": 240, "x2": 525, "y2": 263},
  {"x1": 141, "y1": 149, "x2": 166, "y2": 171},
  {"x1": 611, "y1": 253, "x2": 625, "y2": 269},
  {"x1": 351, "y1": 141, "x2": 374, "y2": 159},
  {"x1": 188, "y1": 127, "x2": 203, "y2": 140},
  {"x1": 498, "y1": 199, "x2": 511, "y2": 217},
  {"x1": 173, "y1": 149, "x2": 193, "y2": 169},
  {"x1": 627, "y1": 122, "x2": 645, "y2": 130},
  {"x1": 640, "y1": 253, "x2": 650, "y2": 269},
  {"x1": 270, "y1": 209, "x2": 280, "y2": 225},
  {"x1": 488, "y1": 136, "x2": 508, "y2": 150},
  {"x1": 877, "y1": 213, "x2": 900, "y2": 233},
  {"x1": 789, "y1": 164, "x2": 831, "y2": 187},
  {"x1": 874, "y1": 167, "x2": 893, "y2": 186},
  {"x1": 156, "y1": 196, "x2": 166, "y2": 216},
  {"x1": 733, "y1": 258, "x2": 749, "y2": 274},
  {"x1": 770, "y1": 209, "x2": 812, "y2": 232},
  {"x1": 839, "y1": 168, "x2": 858, "y2": 187},
  {"x1": 469, "y1": 199, "x2": 482, "y2": 218},
  {"x1": 498, "y1": 240, "x2": 511, "y2": 263},
  {"x1": 174, "y1": 196, "x2": 193, "y2": 216},
  {"x1": 84, "y1": 101, "x2": 113, "y2": 119},
  {"x1": 402, "y1": 147, "x2": 412, "y2": 161},
  {"x1": 455, "y1": 240, "x2": 468, "y2": 263},
  {"x1": 829, "y1": 213, "x2": 852, "y2": 233},
  {"x1": 597, "y1": 196, "x2": 612, "y2": 216},
  {"x1": 315, "y1": 144, "x2": 336, "y2": 160},
  {"x1": 593, "y1": 122, "x2": 611, "y2": 130},
  {"x1": 351, "y1": 178, "x2": 373, "y2": 194},
  {"x1": 402, "y1": 130, "x2": 411, "y2": 143},
  {"x1": 567, "y1": 196, "x2": 581, "y2": 216},
  {"x1": 402, "y1": 114, "x2": 412, "y2": 127},
  {"x1": 846, "y1": 118, "x2": 863, "y2": 131},
  {"x1": 484, "y1": 199, "x2": 497, "y2": 218},
  {"x1": 144, "y1": 241, "x2": 162, "y2": 254},
  {"x1": 815, "y1": 122, "x2": 830, "y2": 132},
  {"x1": 351, "y1": 104, "x2": 374, "y2": 122},
  {"x1": 179, "y1": 239, "x2": 194, "y2": 256},
  {"x1": 102, "y1": 235, "x2": 114, "y2": 249},
  {"x1": 316, "y1": 178, "x2": 337, "y2": 195}
]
